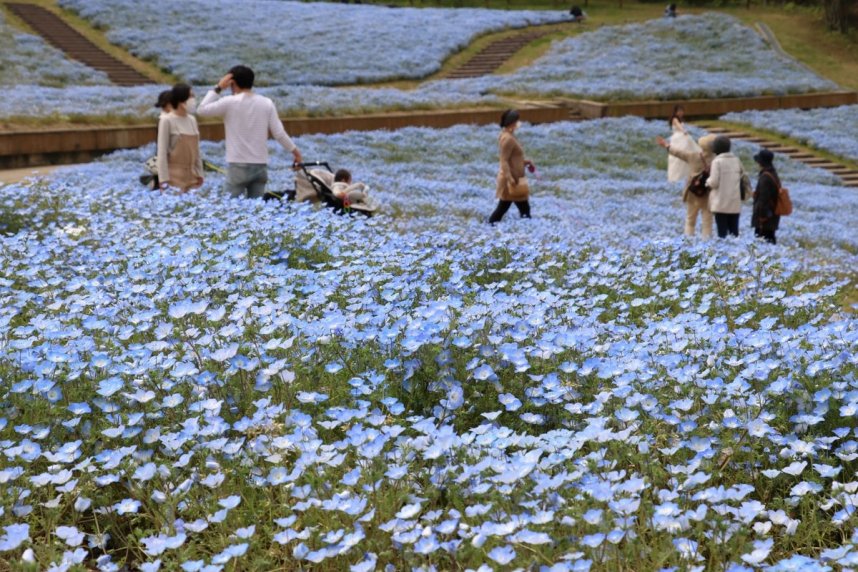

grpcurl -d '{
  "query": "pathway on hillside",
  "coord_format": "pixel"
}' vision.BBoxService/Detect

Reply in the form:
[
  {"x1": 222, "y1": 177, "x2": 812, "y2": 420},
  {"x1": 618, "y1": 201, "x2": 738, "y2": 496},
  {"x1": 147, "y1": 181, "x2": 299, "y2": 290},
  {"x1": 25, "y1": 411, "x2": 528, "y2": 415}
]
[
  {"x1": 446, "y1": 27, "x2": 555, "y2": 79},
  {"x1": 5, "y1": 3, "x2": 153, "y2": 86},
  {"x1": 697, "y1": 122, "x2": 858, "y2": 189}
]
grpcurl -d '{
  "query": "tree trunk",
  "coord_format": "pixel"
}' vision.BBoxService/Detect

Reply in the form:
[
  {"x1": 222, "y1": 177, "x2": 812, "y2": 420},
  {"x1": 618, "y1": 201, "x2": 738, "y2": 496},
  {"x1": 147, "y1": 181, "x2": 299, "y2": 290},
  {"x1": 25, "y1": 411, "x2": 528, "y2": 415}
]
[{"x1": 824, "y1": 0, "x2": 850, "y2": 34}]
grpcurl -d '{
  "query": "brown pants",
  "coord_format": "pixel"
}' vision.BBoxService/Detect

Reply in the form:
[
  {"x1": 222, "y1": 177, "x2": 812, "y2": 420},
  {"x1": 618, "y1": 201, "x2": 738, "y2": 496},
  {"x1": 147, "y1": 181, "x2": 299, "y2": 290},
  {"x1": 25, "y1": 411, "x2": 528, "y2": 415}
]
[{"x1": 685, "y1": 192, "x2": 712, "y2": 238}]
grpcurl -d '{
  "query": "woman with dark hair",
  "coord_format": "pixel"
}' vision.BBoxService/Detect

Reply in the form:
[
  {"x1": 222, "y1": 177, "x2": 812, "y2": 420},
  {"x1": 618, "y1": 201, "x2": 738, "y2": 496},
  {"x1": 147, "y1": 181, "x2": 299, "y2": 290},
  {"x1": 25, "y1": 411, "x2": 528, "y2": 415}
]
[
  {"x1": 706, "y1": 136, "x2": 747, "y2": 238},
  {"x1": 143, "y1": 90, "x2": 174, "y2": 190},
  {"x1": 751, "y1": 149, "x2": 781, "y2": 244},
  {"x1": 489, "y1": 109, "x2": 533, "y2": 224},
  {"x1": 157, "y1": 83, "x2": 204, "y2": 193},
  {"x1": 667, "y1": 104, "x2": 698, "y2": 183}
]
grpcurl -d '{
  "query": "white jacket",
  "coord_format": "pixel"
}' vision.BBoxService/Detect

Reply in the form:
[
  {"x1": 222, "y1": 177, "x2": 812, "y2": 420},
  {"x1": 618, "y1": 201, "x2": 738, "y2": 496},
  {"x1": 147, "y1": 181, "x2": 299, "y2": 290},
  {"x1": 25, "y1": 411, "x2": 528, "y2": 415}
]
[{"x1": 707, "y1": 153, "x2": 745, "y2": 214}]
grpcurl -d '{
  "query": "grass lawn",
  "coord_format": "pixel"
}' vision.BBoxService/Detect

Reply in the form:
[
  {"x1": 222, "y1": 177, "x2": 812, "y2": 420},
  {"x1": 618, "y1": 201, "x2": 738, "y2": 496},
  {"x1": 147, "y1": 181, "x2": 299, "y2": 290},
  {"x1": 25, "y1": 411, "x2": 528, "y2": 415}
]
[{"x1": 725, "y1": 5, "x2": 858, "y2": 92}]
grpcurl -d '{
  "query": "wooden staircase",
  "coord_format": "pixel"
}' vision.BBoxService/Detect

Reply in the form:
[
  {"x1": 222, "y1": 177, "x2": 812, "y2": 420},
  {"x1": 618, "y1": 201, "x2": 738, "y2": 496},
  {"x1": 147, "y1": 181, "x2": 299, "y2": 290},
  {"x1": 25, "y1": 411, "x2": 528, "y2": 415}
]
[
  {"x1": 6, "y1": 3, "x2": 153, "y2": 86},
  {"x1": 697, "y1": 124, "x2": 858, "y2": 188},
  {"x1": 446, "y1": 28, "x2": 553, "y2": 79}
]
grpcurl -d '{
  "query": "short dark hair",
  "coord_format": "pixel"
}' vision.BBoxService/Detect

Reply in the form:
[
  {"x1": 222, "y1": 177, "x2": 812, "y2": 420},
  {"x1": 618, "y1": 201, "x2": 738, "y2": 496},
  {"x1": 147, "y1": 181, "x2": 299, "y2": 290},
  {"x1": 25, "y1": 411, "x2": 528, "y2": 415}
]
[
  {"x1": 155, "y1": 89, "x2": 172, "y2": 109},
  {"x1": 170, "y1": 83, "x2": 192, "y2": 109},
  {"x1": 712, "y1": 135, "x2": 732, "y2": 155},
  {"x1": 500, "y1": 109, "x2": 520, "y2": 128},
  {"x1": 334, "y1": 169, "x2": 352, "y2": 183},
  {"x1": 229, "y1": 65, "x2": 255, "y2": 89}
]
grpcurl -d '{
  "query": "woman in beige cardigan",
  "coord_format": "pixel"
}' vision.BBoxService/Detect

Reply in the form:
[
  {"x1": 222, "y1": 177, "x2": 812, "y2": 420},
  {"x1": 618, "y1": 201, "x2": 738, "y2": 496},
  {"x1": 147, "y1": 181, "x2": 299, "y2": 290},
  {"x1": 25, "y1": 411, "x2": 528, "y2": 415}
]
[
  {"x1": 489, "y1": 109, "x2": 533, "y2": 224},
  {"x1": 656, "y1": 133, "x2": 717, "y2": 238}
]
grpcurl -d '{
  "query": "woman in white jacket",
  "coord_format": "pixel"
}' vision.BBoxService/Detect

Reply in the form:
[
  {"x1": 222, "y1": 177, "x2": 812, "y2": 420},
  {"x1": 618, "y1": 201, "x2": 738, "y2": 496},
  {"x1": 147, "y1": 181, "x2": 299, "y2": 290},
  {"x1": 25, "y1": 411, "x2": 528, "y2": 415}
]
[{"x1": 706, "y1": 136, "x2": 746, "y2": 238}]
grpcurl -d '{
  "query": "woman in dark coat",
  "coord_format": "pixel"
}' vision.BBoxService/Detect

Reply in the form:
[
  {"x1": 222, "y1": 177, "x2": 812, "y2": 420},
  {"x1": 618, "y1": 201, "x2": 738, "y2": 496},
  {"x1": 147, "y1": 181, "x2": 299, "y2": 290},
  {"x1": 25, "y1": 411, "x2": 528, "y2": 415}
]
[{"x1": 751, "y1": 149, "x2": 780, "y2": 244}]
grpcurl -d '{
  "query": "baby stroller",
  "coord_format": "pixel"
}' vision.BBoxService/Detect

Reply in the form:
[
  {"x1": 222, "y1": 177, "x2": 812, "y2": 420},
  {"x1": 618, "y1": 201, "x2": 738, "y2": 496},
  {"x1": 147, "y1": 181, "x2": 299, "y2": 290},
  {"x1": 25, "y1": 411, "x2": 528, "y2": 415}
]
[{"x1": 285, "y1": 161, "x2": 379, "y2": 217}]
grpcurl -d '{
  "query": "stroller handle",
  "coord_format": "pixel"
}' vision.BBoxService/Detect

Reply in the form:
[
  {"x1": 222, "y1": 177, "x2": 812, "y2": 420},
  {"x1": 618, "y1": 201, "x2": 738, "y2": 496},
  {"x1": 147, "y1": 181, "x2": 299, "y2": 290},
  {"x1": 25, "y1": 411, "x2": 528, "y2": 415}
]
[{"x1": 294, "y1": 161, "x2": 331, "y2": 171}]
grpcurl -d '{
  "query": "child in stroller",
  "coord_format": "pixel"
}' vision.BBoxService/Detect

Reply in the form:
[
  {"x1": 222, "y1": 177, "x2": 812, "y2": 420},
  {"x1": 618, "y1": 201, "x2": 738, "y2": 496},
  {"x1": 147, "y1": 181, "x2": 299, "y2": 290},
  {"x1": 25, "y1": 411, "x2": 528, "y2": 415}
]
[
  {"x1": 332, "y1": 169, "x2": 372, "y2": 208},
  {"x1": 292, "y1": 162, "x2": 379, "y2": 216}
]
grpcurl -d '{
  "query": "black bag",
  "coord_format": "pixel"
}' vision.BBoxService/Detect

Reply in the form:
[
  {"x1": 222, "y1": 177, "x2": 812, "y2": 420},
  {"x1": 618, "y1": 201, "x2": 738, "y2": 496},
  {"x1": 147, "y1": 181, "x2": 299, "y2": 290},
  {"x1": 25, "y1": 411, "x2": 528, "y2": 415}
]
[
  {"x1": 688, "y1": 170, "x2": 710, "y2": 197},
  {"x1": 687, "y1": 152, "x2": 710, "y2": 198},
  {"x1": 740, "y1": 172, "x2": 752, "y2": 202}
]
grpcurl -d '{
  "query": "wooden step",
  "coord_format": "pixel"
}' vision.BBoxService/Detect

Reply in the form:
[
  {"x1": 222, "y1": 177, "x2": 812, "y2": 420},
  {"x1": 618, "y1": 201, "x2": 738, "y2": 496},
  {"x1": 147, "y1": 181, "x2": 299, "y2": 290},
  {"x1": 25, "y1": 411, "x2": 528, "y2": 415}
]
[
  {"x1": 5, "y1": 3, "x2": 153, "y2": 86},
  {"x1": 447, "y1": 27, "x2": 553, "y2": 79}
]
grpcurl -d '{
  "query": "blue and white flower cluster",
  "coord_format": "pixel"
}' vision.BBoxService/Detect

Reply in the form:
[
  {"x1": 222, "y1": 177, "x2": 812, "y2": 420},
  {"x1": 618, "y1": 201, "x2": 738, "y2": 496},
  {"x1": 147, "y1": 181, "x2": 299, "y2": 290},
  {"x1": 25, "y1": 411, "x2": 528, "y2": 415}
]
[
  {"x1": 494, "y1": 13, "x2": 838, "y2": 100},
  {"x1": 0, "y1": 119, "x2": 857, "y2": 570},
  {"x1": 0, "y1": 11, "x2": 110, "y2": 87},
  {"x1": 57, "y1": 0, "x2": 565, "y2": 85},
  {"x1": 722, "y1": 105, "x2": 858, "y2": 162},
  {"x1": 6, "y1": 13, "x2": 838, "y2": 120}
]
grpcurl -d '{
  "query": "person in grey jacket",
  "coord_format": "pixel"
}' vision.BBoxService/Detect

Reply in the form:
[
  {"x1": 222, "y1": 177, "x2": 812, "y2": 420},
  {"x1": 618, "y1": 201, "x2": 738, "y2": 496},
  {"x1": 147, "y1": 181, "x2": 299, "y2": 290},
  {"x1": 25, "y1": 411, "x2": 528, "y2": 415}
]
[{"x1": 706, "y1": 136, "x2": 746, "y2": 238}]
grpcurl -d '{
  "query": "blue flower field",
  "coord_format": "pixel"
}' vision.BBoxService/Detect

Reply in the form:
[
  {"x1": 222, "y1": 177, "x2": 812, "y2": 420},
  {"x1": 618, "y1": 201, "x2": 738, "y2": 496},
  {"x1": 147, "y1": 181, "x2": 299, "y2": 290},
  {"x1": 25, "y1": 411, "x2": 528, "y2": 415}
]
[
  {"x1": 57, "y1": 0, "x2": 566, "y2": 86},
  {"x1": 6, "y1": 12, "x2": 839, "y2": 121},
  {"x1": 1, "y1": 119, "x2": 857, "y2": 570},
  {"x1": 0, "y1": 11, "x2": 110, "y2": 88}
]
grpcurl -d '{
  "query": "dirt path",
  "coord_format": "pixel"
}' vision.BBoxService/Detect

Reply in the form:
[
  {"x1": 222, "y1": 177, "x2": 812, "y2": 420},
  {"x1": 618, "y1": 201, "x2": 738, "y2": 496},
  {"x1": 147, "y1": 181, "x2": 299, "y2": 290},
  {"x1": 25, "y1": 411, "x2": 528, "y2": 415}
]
[{"x1": 0, "y1": 165, "x2": 72, "y2": 185}]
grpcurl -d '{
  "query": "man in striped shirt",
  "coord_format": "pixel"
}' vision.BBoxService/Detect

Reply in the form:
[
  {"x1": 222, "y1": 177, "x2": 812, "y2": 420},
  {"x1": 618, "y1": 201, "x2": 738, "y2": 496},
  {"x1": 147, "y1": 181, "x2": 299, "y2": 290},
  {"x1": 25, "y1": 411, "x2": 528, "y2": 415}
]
[{"x1": 198, "y1": 65, "x2": 303, "y2": 199}]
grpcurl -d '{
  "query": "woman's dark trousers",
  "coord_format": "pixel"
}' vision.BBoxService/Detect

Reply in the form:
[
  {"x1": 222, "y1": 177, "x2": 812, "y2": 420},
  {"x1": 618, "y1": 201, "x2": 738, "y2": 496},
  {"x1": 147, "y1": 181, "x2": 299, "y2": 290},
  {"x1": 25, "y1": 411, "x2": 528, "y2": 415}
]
[
  {"x1": 489, "y1": 200, "x2": 531, "y2": 224},
  {"x1": 755, "y1": 228, "x2": 776, "y2": 244},
  {"x1": 714, "y1": 213, "x2": 740, "y2": 238}
]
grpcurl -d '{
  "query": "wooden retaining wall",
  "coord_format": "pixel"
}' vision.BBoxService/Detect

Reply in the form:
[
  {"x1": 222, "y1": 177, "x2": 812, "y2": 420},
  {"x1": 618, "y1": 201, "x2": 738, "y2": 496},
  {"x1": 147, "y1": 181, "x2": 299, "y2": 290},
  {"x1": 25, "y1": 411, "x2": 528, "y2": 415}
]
[
  {"x1": 571, "y1": 90, "x2": 858, "y2": 119},
  {"x1": 0, "y1": 107, "x2": 567, "y2": 169},
  {"x1": 2, "y1": 90, "x2": 856, "y2": 169}
]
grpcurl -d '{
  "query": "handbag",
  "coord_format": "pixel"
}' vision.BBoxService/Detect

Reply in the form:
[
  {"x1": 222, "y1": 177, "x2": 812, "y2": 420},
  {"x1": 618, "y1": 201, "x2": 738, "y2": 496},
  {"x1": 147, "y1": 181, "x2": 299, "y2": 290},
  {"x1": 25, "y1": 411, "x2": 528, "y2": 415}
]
[
  {"x1": 506, "y1": 178, "x2": 529, "y2": 201},
  {"x1": 764, "y1": 172, "x2": 793, "y2": 216},
  {"x1": 687, "y1": 153, "x2": 710, "y2": 198},
  {"x1": 740, "y1": 172, "x2": 752, "y2": 202}
]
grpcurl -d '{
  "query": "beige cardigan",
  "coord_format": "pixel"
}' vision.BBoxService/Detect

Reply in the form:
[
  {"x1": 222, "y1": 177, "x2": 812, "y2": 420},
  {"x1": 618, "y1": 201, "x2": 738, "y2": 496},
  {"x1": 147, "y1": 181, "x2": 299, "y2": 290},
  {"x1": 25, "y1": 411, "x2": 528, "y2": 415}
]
[{"x1": 496, "y1": 131, "x2": 526, "y2": 200}]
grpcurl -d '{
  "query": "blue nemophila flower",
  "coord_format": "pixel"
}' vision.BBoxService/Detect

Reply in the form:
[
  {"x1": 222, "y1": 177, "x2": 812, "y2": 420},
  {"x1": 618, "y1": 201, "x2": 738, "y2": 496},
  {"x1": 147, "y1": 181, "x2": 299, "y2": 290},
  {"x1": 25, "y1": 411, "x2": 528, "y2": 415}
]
[
  {"x1": 0, "y1": 523, "x2": 29, "y2": 551},
  {"x1": 473, "y1": 364, "x2": 495, "y2": 381},
  {"x1": 212, "y1": 543, "x2": 248, "y2": 564},
  {"x1": 1, "y1": 117, "x2": 856, "y2": 570},
  {"x1": 55, "y1": 525, "x2": 84, "y2": 547},
  {"x1": 96, "y1": 377, "x2": 124, "y2": 397},
  {"x1": 142, "y1": 532, "x2": 186, "y2": 556},
  {"x1": 487, "y1": 545, "x2": 516, "y2": 565},
  {"x1": 113, "y1": 499, "x2": 141, "y2": 515},
  {"x1": 395, "y1": 502, "x2": 422, "y2": 520},
  {"x1": 351, "y1": 552, "x2": 378, "y2": 572}
]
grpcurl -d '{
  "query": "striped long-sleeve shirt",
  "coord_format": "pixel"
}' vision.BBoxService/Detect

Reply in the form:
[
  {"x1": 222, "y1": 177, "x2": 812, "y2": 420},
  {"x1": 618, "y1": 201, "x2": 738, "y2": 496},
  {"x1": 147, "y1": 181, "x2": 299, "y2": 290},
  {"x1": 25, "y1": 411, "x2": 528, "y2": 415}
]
[{"x1": 198, "y1": 90, "x2": 296, "y2": 164}]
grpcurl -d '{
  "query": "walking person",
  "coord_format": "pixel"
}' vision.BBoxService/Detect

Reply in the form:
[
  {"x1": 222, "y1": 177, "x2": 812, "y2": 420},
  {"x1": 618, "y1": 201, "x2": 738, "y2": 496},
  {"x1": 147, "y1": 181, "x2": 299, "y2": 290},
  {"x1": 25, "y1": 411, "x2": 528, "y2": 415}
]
[
  {"x1": 157, "y1": 83, "x2": 204, "y2": 193},
  {"x1": 706, "y1": 136, "x2": 746, "y2": 238},
  {"x1": 197, "y1": 65, "x2": 302, "y2": 199},
  {"x1": 489, "y1": 109, "x2": 533, "y2": 224},
  {"x1": 667, "y1": 105, "x2": 699, "y2": 183},
  {"x1": 656, "y1": 133, "x2": 716, "y2": 238},
  {"x1": 751, "y1": 149, "x2": 781, "y2": 244}
]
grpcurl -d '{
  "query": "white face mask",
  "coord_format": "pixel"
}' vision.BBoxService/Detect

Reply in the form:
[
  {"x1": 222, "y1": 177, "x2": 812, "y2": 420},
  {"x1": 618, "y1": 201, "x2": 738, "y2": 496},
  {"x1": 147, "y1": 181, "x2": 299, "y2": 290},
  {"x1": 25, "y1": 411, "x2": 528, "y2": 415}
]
[
  {"x1": 185, "y1": 97, "x2": 197, "y2": 114},
  {"x1": 514, "y1": 120, "x2": 521, "y2": 130}
]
